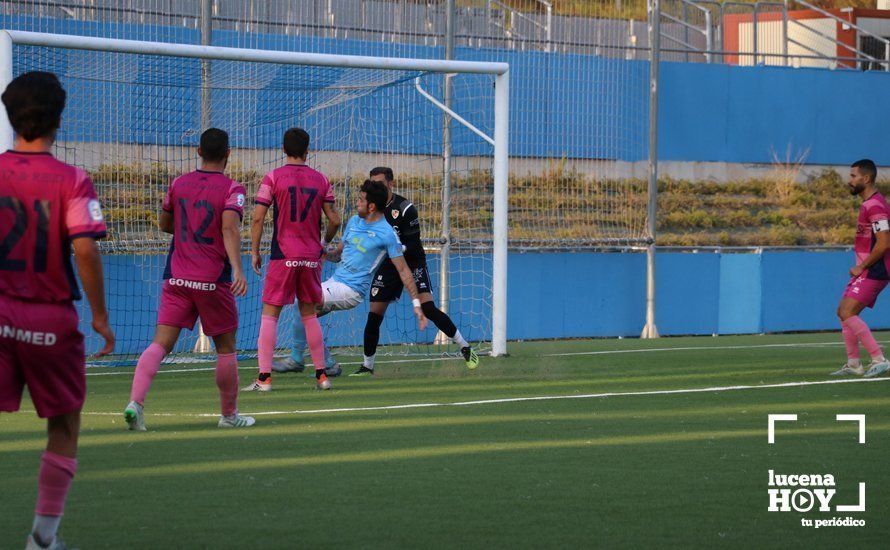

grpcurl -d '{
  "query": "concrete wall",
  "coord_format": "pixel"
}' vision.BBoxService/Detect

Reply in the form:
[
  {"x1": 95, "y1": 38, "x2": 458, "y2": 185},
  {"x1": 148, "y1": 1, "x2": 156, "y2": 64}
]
[{"x1": 75, "y1": 250, "x2": 890, "y2": 357}]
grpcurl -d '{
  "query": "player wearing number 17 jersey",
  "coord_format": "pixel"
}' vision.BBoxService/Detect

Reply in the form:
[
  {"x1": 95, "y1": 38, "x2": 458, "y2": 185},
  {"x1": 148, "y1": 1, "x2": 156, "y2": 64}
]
[
  {"x1": 242, "y1": 127, "x2": 341, "y2": 392},
  {"x1": 124, "y1": 128, "x2": 254, "y2": 430},
  {"x1": 1, "y1": 71, "x2": 114, "y2": 550}
]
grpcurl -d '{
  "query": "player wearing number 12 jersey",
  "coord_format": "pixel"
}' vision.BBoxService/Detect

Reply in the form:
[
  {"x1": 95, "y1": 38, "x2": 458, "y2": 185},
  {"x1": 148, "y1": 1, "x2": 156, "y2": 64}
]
[
  {"x1": 1, "y1": 71, "x2": 114, "y2": 550},
  {"x1": 242, "y1": 127, "x2": 342, "y2": 392},
  {"x1": 124, "y1": 128, "x2": 254, "y2": 430}
]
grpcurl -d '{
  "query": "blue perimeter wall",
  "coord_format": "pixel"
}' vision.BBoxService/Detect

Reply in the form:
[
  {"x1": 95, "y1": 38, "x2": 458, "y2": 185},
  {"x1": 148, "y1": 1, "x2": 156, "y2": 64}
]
[
  {"x1": 76, "y1": 251, "x2": 890, "y2": 355},
  {"x1": 4, "y1": 15, "x2": 890, "y2": 165}
]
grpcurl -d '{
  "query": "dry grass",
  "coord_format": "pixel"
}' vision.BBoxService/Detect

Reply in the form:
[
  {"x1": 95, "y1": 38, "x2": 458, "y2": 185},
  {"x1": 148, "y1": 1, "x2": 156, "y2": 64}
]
[{"x1": 89, "y1": 163, "x2": 873, "y2": 249}]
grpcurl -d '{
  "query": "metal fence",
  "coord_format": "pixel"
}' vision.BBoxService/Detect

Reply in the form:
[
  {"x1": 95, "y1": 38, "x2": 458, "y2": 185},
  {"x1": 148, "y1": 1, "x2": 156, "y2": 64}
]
[{"x1": 660, "y1": 0, "x2": 890, "y2": 70}]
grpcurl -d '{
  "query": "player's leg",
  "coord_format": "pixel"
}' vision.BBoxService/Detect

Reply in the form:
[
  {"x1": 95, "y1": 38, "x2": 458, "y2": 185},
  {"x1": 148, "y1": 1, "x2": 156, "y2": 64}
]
[
  {"x1": 125, "y1": 324, "x2": 182, "y2": 430},
  {"x1": 316, "y1": 280, "x2": 364, "y2": 378},
  {"x1": 833, "y1": 293, "x2": 866, "y2": 375},
  {"x1": 276, "y1": 265, "x2": 324, "y2": 375},
  {"x1": 835, "y1": 277, "x2": 889, "y2": 376},
  {"x1": 355, "y1": 264, "x2": 400, "y2": 376},
  {"x1": 354, "y1": 300, "x2": 389, "y2": 376},
  {"x1": 18, "y1": 301, "x2": 86, "y2": 549},
  {"x1": 419, "y1": 292, "x2": 478, "y2": 369},
  {"x1": 29, "y1": 411, "x2": 79, "y2": 549},
  {"x1": 412, "y1": 263, "x2": 478, "y2": 369},
  {"x1": 212, "y1": 330, "x2": 255, "y2": 427},
  {"x1": 291, "y1": 264, "x2": 332, "y2": 388},
  {"x1": 196, "y1": 285, "x2": 254, "y2": 426},
  {"x1": 298, "y1": 300, "x2": 333, "y2": 389},
  {"x1": 842, "y1": 278, "x2": 890, "y2": 377},
  {"x1": 271, "y1": 307, "x2": 309, "y2": 374},
  {"x1": 126, "y1": 280, "x2": 194, "y2": 428},
  {"x1": 243, "y1": 303, "x2": 283, "y2": 391},
  {"x1": 245, "y1": 260, "x2": 295, "y2": 391}
]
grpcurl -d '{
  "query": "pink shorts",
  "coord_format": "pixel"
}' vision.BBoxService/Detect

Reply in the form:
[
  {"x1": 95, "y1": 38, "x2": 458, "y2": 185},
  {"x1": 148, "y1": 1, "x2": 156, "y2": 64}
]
[
  {"x1": 0, "y1": 294, "x2": 86, "y2": 418},
  {"x1": 843, "y1": 275, "x2": 889, "y2": 308},
  {"x1": 157, "y1": 279, "x2": 238, "y2": 336},
  {"x1": 262, "y1": 259, "x2": 323, "y2": 306}
]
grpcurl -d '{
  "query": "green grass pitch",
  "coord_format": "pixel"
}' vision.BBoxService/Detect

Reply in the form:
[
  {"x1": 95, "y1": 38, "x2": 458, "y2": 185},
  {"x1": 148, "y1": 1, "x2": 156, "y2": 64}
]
[{"x1": 2, "y1": 333, "x2": 890, "y2": 548}]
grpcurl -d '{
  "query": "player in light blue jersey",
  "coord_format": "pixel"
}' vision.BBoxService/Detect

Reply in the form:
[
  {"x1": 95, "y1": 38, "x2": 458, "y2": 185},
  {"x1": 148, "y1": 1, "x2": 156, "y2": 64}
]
[{"x1": 273, "y1": 180, "x2": 427, "y2": 375}]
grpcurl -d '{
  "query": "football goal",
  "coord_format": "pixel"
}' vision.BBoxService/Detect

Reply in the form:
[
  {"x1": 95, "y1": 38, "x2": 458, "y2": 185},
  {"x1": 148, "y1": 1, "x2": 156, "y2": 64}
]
[{"x1": 0, "y1": 30, "x2": 508, "y2": 363}]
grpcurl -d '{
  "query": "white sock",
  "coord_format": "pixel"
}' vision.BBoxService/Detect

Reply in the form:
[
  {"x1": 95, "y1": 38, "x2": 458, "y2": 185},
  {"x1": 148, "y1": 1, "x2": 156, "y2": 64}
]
[
  {"x1": 451, "y1": 330, "x2": 469, "y2": 349},
  {"x1": 872, "y1": 355, "x2": 886, "y2": 363},
  {"x1": 32, "y1": 514, "x2": 61, "y2": 546},
  {"x1": 363, "y1": 354, "x2": 375, "y2": 370},
  {"x1": 847, "y1": 358, "x2": 861, "y2": 367}
]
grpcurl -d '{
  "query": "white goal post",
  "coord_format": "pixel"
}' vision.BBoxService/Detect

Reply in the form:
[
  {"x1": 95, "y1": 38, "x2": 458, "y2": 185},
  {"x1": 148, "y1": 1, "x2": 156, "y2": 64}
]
[{"x1": 0, "y1": 30, "x2": 509, "y2": 357}]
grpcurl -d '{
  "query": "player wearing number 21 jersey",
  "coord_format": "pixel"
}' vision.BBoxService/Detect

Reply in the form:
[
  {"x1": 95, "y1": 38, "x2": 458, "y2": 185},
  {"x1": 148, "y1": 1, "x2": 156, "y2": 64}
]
[
  {"x1": 1, "y1": 71, "x2": 114, "y2": 550},
  {"x1": 124, "y1": 128, "x2": 254, "y2": 431}
]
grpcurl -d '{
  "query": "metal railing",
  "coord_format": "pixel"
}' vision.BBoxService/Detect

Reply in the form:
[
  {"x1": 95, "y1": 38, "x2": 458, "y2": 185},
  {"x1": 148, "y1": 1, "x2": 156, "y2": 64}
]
[
  {"x1": 660, "y1": 0, "x2": 890, "y2": 70},
  {"x1": 785, "y1": 0, "x2": 890, "y2": 71},
  {"x1": 485, "y1": 0, "x2": 552, "y2": 52},
  {"x1": 661, "y1": 0, "x2": 714, "y2": 62},
  {"x1": 5, "y1": 0, "x2": 888, "y2": 69}
]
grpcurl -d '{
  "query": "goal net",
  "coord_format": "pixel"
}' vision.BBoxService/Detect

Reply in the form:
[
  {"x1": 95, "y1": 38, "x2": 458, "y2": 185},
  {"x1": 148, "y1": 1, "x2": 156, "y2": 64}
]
[{"x1": 1, "y1": 32, "x2": 508, "y2": 365}]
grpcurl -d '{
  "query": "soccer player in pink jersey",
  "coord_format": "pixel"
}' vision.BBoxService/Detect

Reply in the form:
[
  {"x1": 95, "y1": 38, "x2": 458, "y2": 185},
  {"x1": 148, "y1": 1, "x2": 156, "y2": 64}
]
[
  {"x1": 123, "y1": 128, "x2": 254, "y2": 429},
  {"x1": 832, "y1": 159, "x2": 890, "y2": 378},
  {"x1": 0, "y1": 72, "x2": 115, "y2": 550},
  {"x1": 242, "y1": 127, "x2": 341, "y2": 392}
]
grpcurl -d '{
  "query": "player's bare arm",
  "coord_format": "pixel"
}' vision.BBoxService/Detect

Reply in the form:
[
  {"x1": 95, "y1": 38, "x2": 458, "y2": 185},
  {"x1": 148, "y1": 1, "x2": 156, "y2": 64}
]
[
  {"x1": 222, "y1": 209, "x2": 247, "y2": 296},
  {"x1": 851, "y1": 228, "x2": 890, "y2": 277},
  {"x1": 72, "y1": 236, "x2": 115, "y2": 357},
  {"x1": 322, "y1": 201, "x2": 342, "y2": 244},
  {"x1": 325, "y1": 241, "x2": 344, "y2": 263},
  {"x1": 250, "y1": 203, "x2": 269, "y2": 275},
  {"x1": 158, "y1": 209, "x2": 174, "y2": 234},
  {"x1": 391, "y1": 255, "x2": 428, "y2": 330}
]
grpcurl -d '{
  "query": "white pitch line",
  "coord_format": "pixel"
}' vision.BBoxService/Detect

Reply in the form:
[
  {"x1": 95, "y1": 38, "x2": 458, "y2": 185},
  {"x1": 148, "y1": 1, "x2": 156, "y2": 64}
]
[
  {"x1": 542, "y1": 340, "x2": 874, "y2": 357},
  {"x1": 79, "y1": 376, "x2": 890, "y2": 418},
  {"x1": 85, "y1": 356, "x2": 464, "y2": 376},
  {"x1": 85, "y1": 340, "x2": 867, "y2": 376}
]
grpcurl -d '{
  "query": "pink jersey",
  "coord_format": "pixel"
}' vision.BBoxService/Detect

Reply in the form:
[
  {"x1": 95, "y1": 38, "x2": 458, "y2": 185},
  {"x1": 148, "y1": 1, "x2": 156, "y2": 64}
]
[
  {"x1": 855, "y1": 191, "x2": 890, "y2": 280},
  {"x1": 0, "y1": 151, "x2": 107, "y2": 303},
  {"x1": 162, "y1": 170, "x2": 246, "y2": 283},
  {"x1": 255, "y1": 164, "x2": 335, "y2": 260}
]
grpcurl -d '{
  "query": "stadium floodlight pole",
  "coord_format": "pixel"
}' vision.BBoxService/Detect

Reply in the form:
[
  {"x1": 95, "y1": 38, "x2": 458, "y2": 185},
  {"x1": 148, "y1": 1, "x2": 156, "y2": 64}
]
[
  {"x1": 641, "y1": 0, "x2": 660, "y2": 339},
  {"x1": 0, "y1": 30, "x2": 511, "y2": 356},
  {"x1": 437, "y1": 0, "x2": 455, "y2": 347},
  {"x1": 194, "y1": 0, "x2": 214, "y2": 354},
  {"x1": 200, "y1": 0, "x2": 212, "y2": 130}
]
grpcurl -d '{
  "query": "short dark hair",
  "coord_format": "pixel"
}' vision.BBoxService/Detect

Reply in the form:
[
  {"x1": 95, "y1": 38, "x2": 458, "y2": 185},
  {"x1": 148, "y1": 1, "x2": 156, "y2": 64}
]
[
  {"x1": 199, "y1": 128, "x2": 229, "y2": 162},
  {"x1": 283, "y1": 127, "x2": 310, "y2": 159},
  {"x1": 852, "y1": 159, "x2": 877, "y2": 183},
  {"x1": 361, "y1": 179, "x2": 388, "y2": 212},
  {"x1": 1, "y1": 71, "x2": 66, "y2": 141},
  {"x1": 369, "y1": 166, "x2": 394, "y2": 182}
]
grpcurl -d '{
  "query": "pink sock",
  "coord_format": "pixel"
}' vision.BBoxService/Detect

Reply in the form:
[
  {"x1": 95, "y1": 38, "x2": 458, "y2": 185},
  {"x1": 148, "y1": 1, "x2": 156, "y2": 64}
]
[
  {"x1": 35, "y1": 451, "x2": 77, "y2": 516},
  {"x1": 842, "y1": 322, "x2": 860, "y2": 360},
  {"x1": 844, "y1": 316, "x2": 883, "y2": 359},
  {"x1": 258, "y1": 314, "x2": 278, "y2": 375},
  {"x1": 216, "y1": 353, "x2": 239, "y2": 416},
  {"x1": 130, "y1": 342, "x2": 166, "y2": 404},
  {"x1": 303, "y1": 315, "x2": 327, "y2": 373}
]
